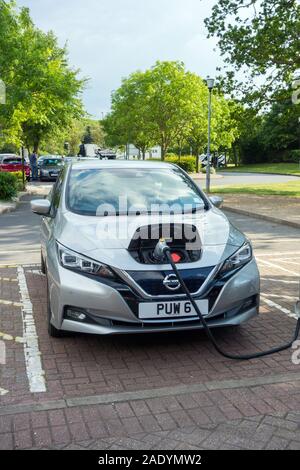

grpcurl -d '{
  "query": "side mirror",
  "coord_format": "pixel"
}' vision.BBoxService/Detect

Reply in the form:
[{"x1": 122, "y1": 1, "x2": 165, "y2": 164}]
[
  {"x1": 31, "y1": 199, "x2": 51, "y2": 217},
  {"x1": 209, "y1": 196, "x2": 223, "y2": 209}
]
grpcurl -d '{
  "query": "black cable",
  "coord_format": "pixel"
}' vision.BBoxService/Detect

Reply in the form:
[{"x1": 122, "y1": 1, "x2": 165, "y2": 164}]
[{"x1": 164, "y1": 249, "x2": 300, "y2": 361}]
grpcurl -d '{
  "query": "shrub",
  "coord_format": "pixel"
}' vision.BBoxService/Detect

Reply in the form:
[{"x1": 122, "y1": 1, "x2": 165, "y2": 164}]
[
  {"x1": 14, "y1": 171, "x2": 26, "y2": 191},
  {"x1": 0, "y1": 172, "x2": 19, "y2": 200},
  {"x1": 165, "y1": 155, "x2": 196, "y2": 173},
  {"x1": 282, "y1": 150, "x2": 300, "y2": 164}
]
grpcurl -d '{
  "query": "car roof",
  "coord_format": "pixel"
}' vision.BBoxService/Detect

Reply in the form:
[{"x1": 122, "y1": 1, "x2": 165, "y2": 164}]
[
  {"x1": 0, "y1": 153, "x2": 18, "y2": 158},
  {"x1": 70, "y1": 160, "x2": 175, "y2": 171}
]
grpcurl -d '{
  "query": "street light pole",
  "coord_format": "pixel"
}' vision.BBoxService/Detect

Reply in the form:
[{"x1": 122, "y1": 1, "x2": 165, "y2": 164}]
[{"x1": 206, "y1": 77, "x2": 215, "y2": 194}]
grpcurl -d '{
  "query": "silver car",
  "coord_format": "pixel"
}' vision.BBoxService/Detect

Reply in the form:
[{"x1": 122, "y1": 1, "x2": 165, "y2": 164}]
[{"x1": 31, "y1": 161, "x2": 260, "y2": 337}]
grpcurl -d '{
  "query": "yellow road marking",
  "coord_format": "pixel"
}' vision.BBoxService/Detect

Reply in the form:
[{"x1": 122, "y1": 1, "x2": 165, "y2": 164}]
[
  {"x1": 0, "y1": 277, "x2": 18, "y2": 282},
  {"x1": 0, "y1": 331, "x2": 25, "y2": 343},
  {"x1": 0, "y1": 265, "x2": 18, "y2": 269},
  {"x1": 0, "y1": 299, "x2": 22, "y2": 308}
]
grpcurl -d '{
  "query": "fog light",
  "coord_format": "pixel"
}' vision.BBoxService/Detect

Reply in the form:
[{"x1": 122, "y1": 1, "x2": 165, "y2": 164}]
[
  {"x1": 295, "y1": 301, "x2": 300, "y2": 319},
  {"x1": 66, "y1": 309, "x2": 87, "y2": 322}
]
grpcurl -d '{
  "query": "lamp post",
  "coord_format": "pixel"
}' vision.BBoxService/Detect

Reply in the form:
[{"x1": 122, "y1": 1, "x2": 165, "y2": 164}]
[{"x1": 206, "y1": 77, "x2": 215, "y2": 193}]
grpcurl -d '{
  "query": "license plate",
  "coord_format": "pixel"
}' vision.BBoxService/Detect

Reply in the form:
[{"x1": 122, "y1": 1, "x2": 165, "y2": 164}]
[
  {"x1": 139, "y1": 300, "x2": 209, "y2": 320},
  {"x1": 50, "y1": 172, "x2": 58, "y2": 176}
]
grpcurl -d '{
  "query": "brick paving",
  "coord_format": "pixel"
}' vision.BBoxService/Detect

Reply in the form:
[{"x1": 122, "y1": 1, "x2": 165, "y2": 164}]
[{"x1": 0, "y1": 251, "x2": 300, "y2": 449}]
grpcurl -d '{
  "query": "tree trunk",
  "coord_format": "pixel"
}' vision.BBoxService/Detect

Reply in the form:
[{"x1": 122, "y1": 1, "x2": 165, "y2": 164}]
[
  {"x1": 33, "y1": 139, "x2": 40, "y2": 154},
  {"x1": 233, "y1": 145, "x2": 238, "y2": 167}
]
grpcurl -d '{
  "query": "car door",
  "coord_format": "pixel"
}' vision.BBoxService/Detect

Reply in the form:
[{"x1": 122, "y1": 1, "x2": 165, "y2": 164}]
[{"x1": 41, "y1": 167, "x2": 66, "y2": 261}]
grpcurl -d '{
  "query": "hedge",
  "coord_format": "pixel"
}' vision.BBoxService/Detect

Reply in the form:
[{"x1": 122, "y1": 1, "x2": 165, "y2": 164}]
[
  {"x1": 0, "y1": 172, "x2": 19, "y2": 200},
  {"x1": 165, "y1": 155, "x2": 197, "y2": 173},
  {"x1": 283, "y1": 150, "x2": 300, "y2": 163},
  {"x1": 147, "y1": 155, "x2": 198, "y2": 172}
]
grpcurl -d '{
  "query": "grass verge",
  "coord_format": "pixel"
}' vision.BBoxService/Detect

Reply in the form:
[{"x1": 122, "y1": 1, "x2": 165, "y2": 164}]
[
  {"x1": 220, "y1": 163, "x2": 300, "y2": 175},
  {"x1": 211, "y1": 180, "x2": 300, "y2": 197}
]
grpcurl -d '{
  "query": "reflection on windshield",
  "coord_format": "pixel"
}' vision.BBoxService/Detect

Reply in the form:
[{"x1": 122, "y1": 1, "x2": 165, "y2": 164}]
[
  {"x1": 67, "y1": 168, "x2": 206, "y2": 216},
  {"x1": 43, "y1": 160, "x2": 63, "y2": 167}
]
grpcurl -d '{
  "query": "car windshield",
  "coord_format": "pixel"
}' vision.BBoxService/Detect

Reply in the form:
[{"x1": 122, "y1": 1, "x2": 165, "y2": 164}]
[
  {"x1": 42, "y1": 159, "x2": 63, "y2": 167},
  {"x1": 67, "y1": 168, "x2": 207, "y2": 216},
  {"x1": 2, "y1": 158, "x2": 22, "y2": 164}
]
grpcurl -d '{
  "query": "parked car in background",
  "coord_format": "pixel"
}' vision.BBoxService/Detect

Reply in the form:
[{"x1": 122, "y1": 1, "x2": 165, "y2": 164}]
[
  {"x1": 0, "y1": 154, "x2": 30, "y2": 180},
  {"x1": 37, "y1": 156, "x2": 47, "y2": 168},
  {"x1": 199, "y1": 154, "x2": 226, "y2": 169},
  {"x1": 96, "y1": 148, "x2": 117, "y2": 160},
  {"x1": 39, "y1": 157, "x2": 64, "y2": 181}
]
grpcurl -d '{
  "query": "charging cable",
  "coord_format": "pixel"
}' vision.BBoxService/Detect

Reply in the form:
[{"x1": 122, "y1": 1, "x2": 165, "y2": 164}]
[{"x1": 156, "y1": 239, "x2": 300, "y2": 361}]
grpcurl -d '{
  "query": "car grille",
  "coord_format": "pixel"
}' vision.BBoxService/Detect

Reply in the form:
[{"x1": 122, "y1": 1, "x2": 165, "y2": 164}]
[{"x1": 126, "y1": 267, "x2": 215, "y2": 296}]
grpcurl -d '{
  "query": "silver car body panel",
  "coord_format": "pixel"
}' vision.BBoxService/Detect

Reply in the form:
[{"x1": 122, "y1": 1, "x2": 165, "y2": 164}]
[{"x1": 38, "y1": 161, "x2": 260, "y2": 335}]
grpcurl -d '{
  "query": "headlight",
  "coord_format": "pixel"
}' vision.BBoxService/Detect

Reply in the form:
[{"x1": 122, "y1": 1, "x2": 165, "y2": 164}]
[
  {"x1": 220, "y1": 242, "x2": 253, "y2": 274},
  {"x1": 56, "y1": 242, "x2": 116, "y2": 280}
]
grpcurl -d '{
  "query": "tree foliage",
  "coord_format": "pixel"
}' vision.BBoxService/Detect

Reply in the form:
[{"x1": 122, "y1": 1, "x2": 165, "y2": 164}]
[
  {"x1": 104, "y1": 61, "x2": 238, "y2": 160},
  {"x1": 205, "y1": 0, "x2": 300, "y2": 107},
  {"x1": 0, "y1": 0, "x2": 85, "y2": 152}
]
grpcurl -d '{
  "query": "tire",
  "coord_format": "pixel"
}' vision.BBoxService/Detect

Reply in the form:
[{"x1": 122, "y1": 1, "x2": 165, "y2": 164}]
[
  {"x1": 41, "y1": 251, "x2": 46, "y2": 275},
  {"x1": 47, "y1": 277, "x2": 64, "y2": 338}
]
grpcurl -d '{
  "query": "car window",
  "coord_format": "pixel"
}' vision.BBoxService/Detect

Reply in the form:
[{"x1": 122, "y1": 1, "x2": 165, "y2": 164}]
[
  {"x1": 50, "y1": 167, "x2": 66, "y2": 217},
  {"x1": 43, "y1": 159, "x2": 63, "y2": 167},
  {"x1": 2, "y1": 157, "x2": 22, "y2": 164},
  {"x1": 66, "y1": 168, "x2": 207, "y2": 217}
]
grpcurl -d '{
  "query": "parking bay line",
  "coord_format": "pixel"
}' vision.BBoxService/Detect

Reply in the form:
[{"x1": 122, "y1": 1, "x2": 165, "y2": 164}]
[
  {"x1": 17, "y1": 266, "x2": 46, "y2": 394},
  {"x1": 261, "y1": 278, "x2": 299, "y2": 285},
  {"x1": 261, "y1": 295, "x2": 297, "y2": 320},
  {"x1": 258, "y1": 259, "x2": 300, "y2": 277}
]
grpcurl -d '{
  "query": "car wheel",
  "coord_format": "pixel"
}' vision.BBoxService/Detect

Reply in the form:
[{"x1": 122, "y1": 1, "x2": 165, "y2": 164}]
[{"x1": 47, "y1": 278, "x2": 64, "y2": 338}]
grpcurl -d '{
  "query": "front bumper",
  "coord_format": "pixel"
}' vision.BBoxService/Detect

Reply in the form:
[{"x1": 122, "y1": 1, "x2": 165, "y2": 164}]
[{"x1": 48, "y1": 253, "x2": 260, "y2": 335}]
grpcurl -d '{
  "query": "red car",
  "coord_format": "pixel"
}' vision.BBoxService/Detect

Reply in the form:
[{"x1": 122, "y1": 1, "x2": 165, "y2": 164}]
[{"x1": 0, "y1": 154, "x2": 30, "y2": 181}]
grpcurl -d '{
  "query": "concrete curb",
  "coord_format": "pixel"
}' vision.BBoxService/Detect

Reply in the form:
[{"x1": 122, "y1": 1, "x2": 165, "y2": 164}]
[
  {"x1": 0, "y1": 201, "x2": 17, "y2": 216},
  {"x1": 223, "y1": 205, "x2": 300, "y2": 230},
  {"x1": 0, "y1": 186, "x2": 50, "y2": 216}
]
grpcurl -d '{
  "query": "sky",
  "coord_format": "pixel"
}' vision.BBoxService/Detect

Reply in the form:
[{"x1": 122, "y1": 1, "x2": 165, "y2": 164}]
[{"x1": 18, "y1": 0, "x2": 222, "y2": 118}]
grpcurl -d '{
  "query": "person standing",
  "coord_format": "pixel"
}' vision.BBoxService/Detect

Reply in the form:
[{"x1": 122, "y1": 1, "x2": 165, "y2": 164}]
[{"x1": 29, "y1": 152, "x2": 38, "y2": 181}]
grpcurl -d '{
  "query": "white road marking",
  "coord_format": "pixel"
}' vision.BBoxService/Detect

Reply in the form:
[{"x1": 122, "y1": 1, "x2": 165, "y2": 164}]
[
  {"x1": 261, "y1": 277, "x2": 299, "y2": 285},
  {"x1": 273, "y1": 261, "x2": 300, "y2": 266},
  {"x1": 258, "y1": 259, "x2": 300, "y2": 276},
  {"x1": 261, "y1": 296, "x2": 297, "y2": 320},
  {"x1": 0, "y1": 388, "x2": 8, "y2": 396},
  {"x1": 17, "y1": 266, "x2": 46, "y2": 393},
  {"x1": 256, "y1": 251, "x2": 300, "y2": 257},
  {"x1": 262, "y1": 293, "x2": 298, "y2": 301}
]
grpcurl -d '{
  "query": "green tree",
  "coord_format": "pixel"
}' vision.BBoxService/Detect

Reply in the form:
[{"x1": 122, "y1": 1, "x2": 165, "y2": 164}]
[
  {"x1": 104, "y1": 61, "x2": 238, "y2": 162},
  {"x1": 205, "y1": 0, "x2": 300, "y2": 107},
  {"x1": 0, "y1": 1, "x2": 85, "y2": 152}
]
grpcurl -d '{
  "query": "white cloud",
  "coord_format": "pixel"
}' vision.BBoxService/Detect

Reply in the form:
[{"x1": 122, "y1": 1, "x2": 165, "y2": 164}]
[{"x1": 18, "y1": 0, "x2": 222, "y2": 117}]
